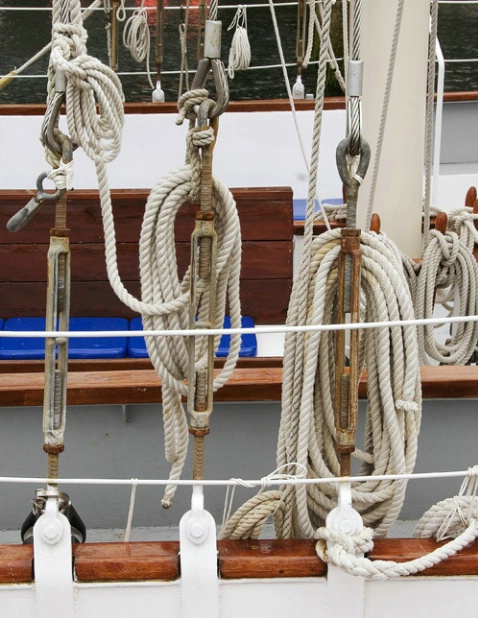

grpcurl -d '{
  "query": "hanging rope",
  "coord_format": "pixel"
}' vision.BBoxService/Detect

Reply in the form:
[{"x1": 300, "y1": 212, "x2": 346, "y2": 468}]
[
  {"x1": 227, "y1": 5, "x2": 251, "y2": 79},
  {"x1": 415, "y1": 227, "x2": 478, "y2": 365},
  {"x1": 123, "y1": 0, "x2": 154, "y2": 90}
]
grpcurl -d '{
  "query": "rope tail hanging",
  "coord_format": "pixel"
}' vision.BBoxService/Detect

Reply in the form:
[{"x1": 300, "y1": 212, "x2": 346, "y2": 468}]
[{"x1": 100, "y1": 6, "x2": 239, "y2": 507}]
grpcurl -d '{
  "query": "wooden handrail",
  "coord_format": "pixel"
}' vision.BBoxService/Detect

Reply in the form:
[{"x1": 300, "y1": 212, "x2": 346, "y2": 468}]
[
  {"x1": 0, "y1": 365, "x2": 477, "y2": 407},
  {"x1": 2, "y1": 536, "x2": 478, "y2": 584}
]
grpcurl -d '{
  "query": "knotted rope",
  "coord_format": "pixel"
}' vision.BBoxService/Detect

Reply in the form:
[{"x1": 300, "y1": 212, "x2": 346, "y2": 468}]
[
  {"x1": 315, "y1": 519, "x2": 478, "y2": 580},
  {"x1": 315, "y1": 467, "x2": 478, "y2": 580}
]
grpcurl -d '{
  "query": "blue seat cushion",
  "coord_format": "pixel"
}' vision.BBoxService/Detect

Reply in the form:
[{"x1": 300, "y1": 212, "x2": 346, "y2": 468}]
[
  {"x1": 128, "y1": 316, "x2": 257, "y2": 358},
  {"x1": 0, "y1": 317, "x2": 129, "y2": 360},
  {"x1": 293, "y1": 198, "x2": 343, "y2": 221}
]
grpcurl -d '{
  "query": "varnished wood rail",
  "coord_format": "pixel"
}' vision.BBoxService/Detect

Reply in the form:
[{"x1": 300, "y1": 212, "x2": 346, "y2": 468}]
[
  {"x1": 2, "y1": 537, "x2": 478, "y2": 584},
  {"x1": 0, "y1": 365, "x2": 477, "y2": 407}
]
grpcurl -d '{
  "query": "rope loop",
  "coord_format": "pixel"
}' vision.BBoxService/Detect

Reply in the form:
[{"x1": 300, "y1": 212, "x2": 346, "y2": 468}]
[{"x1": 176, "y1": 88, "x2": 210, "y2": 125}]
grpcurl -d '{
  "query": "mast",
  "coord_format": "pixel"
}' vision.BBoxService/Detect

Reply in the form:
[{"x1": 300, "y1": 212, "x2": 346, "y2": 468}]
[{"x1": 356, "y1": 0, "x2": 431, "y2": 258}]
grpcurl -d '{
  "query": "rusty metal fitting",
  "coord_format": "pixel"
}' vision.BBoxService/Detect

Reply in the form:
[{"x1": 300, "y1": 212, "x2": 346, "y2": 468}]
[
  {"x1": 43, "y1": 444, "x2": 65, "y2": 454},
  {"x1": 50, "y1": 228, "x2": 70, "y2": 237},
  {"x1": 196, "y1": 211, "x2": 215, "y2": 221},
  {"x1": 189, "y1": 426, "x2": 210, "y2": 438}
]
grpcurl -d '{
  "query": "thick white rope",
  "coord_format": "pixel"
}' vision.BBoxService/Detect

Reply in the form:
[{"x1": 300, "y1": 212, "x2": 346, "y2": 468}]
[
  {"x1": 227, "y1": 5, "x2": 251, "y2": 79},
  {"x1": 49, "y1": 1, "x2": 242, "y2": 506},
  {"x1": 315, "y1": 466, "x2": 478, "y2": 579},
  {"x1": 415, "y1": 228, "x2": 478, "y2": 364},
  {"x1": 315, "y1": 519, "x2": 478, "y2": 580},
  {"x1": 223, "y1": 230, "x2": 421, "y2": 543},
  {"x1": 99, "y1": 162, "x2": 242, "y2": 506},
  {"x1": 415, "y1": 466, "x2": 478, "y2": 540}
]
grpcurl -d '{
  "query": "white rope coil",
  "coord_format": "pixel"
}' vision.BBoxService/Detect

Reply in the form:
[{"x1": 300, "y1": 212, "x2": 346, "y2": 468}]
[
  {"x1": 223, "y1": 229, "x2": 421, "y2": 541},
  {"x1": 99, "y1": 164, "x2": 242, "y2": 506},
  {"x1": 227, "y1": 6, "x2": 251, "y2": 78},
  {"x1": 415, "y1": 228, "x2": 478, "y2": 365},
  {"x1": 123, "y1": 0, "x2": 154, "y2": 89},
  {"x1": 49, "y1": 20, "x2": 124, "y2": 165}
]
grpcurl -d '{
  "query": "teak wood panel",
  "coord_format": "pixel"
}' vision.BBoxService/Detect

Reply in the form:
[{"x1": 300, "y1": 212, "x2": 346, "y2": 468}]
[
  {"x1": 0, "y1": 366, "x2": 477, "y2": 407},
  {"x1": 0, "y1": 241, "x2": 292, "y2": 282},
  {"x1": 0, "y1": 187, "x2": 293, "y2": 324},
  {"x1": 0, "y1": 279, "x2": 291, "y2": 323},
  {"x1": 0, "y1": 187, "x2": 293, "y2": 243}
]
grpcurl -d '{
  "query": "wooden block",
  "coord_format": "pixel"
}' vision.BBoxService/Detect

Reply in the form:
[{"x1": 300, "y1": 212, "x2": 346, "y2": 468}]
[
  {"x1": 74, "y1": 542, "x2": 179, "y2": 582},
  {"x1": 0, "y1": 545, "x2": 33, "y2": 583}
]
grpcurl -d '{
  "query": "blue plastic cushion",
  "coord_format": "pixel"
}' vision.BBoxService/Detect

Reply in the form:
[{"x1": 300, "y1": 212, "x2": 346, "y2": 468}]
[
  {"x1": 293, "y1": 198, "x2": 343, "y2": 221},
  {"x1": 0, "y1": 319, "x2": 4, "y2": 330},
  {"x1": 128, "y1": 316, "x2": 257, "y2": 358},
  {"x1": 0, "y1": 317, "x2": 129, "y2": 360}
]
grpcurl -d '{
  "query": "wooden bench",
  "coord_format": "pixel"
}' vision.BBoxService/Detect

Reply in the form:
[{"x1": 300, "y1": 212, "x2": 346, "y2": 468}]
[
  {"x1": 0, "y1": 182, "x2": 477, "y2": 404},
  {"x1": 0, "y1": 186, "x2": 293, "y2": 324}
]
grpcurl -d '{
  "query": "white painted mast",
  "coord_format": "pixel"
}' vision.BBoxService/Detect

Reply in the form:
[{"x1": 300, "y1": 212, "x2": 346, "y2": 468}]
[{"x1": 356, "y1": 0, "x2": 431, "y2": 258}]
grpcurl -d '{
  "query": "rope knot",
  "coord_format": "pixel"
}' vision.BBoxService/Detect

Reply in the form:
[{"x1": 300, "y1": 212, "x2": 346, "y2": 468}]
[
  {"x1": 52, "y1": 22, "x2": 88, "y2": 62},
  {"x1": 191, "y1": 127, "x2": 215, "y2": 148},
  {"x1": 315, "y1": 526, "x2": 374, "y2": 559},
  {"x1": 176, "y1": 89, "x2": 210, "y2": 125}
]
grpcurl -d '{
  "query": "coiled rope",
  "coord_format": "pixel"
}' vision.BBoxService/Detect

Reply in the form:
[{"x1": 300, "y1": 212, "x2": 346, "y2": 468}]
[
  {"x1": 122, "y1": 0, "x2": 154, "y2": 89},
  {"x1": 223, "y1": 229, "x2": 421, "y2": 540},
  {"x1": 227, "y1": 5, "x2": 251, "y2": 79},
  {"x1": 415, "y1": 228, "x2": 478, "y2": 364}
]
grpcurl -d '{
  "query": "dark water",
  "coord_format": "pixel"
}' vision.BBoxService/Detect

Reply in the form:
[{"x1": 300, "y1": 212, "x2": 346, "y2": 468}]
[{"x1": 0, "y1": 0, "x2": 477, "y2": 104}]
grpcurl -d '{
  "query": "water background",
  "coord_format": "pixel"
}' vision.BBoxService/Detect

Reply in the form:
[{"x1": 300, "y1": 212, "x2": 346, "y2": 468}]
[{"x1": 0, "y1": 0, "x2": 477, "y2": 104}]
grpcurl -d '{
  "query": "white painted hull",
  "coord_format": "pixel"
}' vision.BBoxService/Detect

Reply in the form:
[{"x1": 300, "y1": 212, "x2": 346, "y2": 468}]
[{"x1": 2, "y1": 575, "x2": 478, "y2": 618}]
